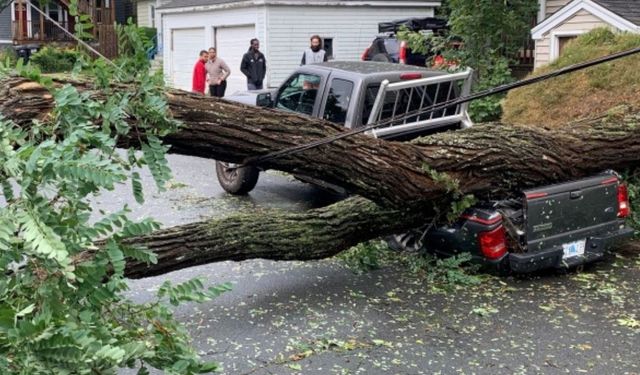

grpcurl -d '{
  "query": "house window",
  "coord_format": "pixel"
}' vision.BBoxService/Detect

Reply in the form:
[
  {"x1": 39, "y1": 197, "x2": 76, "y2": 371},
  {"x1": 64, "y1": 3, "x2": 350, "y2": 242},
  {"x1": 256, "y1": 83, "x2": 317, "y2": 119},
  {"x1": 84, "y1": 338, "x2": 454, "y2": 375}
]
[
  {"x1": 323, "y1": 37, "x2": 333, "y2": 60},
  {"x1": 48, "y1": 3, "x2": 60, "y2": 22},
  {"x1": 558, "y1": 35, "x2": 577, "y2": 57}
]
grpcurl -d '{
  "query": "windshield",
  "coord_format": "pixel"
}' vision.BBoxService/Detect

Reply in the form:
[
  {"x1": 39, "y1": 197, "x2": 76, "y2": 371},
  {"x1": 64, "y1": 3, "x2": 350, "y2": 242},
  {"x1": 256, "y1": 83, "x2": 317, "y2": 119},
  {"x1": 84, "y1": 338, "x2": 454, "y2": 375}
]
[{"x1": 275, "y1": 73, "x2": 322, "y2": 116}]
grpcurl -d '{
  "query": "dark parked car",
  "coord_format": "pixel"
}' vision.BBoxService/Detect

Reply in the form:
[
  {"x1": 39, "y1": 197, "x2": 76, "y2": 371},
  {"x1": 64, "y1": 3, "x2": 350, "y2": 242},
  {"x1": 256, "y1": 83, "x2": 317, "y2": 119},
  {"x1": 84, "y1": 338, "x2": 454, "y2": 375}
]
[{"x1": 361, "y1": 17, "x2": 448, "y2": 67}]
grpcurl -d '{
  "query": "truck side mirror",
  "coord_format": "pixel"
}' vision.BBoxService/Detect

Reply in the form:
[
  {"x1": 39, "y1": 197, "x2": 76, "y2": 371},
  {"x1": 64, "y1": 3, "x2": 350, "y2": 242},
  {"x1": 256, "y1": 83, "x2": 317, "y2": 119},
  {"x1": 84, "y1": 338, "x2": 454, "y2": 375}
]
[{"x1": 256, "y1": 93, "x2": 273, "y2": 107}]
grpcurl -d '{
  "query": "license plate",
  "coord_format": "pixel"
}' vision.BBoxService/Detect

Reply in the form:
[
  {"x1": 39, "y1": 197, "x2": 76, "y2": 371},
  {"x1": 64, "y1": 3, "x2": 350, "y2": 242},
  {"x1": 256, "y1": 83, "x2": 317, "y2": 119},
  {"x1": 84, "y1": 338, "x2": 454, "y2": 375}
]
[{"x1": 562, "y1": 239, "x2": 586, "y2": 259}]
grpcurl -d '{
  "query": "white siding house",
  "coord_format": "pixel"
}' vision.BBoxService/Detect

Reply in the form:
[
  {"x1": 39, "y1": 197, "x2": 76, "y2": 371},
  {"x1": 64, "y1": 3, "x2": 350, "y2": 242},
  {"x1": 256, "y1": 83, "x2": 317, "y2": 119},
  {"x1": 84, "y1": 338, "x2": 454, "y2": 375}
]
[
  {"x1": 157, "y1": 0, "x2": 439, "y2": 95},
  {"x1": 136, "y1": 0, "x2": 172, "y2": 28},
  {"x1": 533, "y1": 0, "x2": 640, "y2": 68}
]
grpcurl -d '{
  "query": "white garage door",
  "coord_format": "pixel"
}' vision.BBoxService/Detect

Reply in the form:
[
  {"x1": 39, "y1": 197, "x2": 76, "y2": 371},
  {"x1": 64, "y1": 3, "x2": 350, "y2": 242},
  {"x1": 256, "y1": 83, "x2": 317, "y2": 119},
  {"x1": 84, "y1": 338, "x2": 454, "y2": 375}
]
[
  {"x1": 215, "y1": 24, "x2": 256, "y2": 96},
  {"x1": 170, "y1": 28, "x2": 206, "y2": 91}
]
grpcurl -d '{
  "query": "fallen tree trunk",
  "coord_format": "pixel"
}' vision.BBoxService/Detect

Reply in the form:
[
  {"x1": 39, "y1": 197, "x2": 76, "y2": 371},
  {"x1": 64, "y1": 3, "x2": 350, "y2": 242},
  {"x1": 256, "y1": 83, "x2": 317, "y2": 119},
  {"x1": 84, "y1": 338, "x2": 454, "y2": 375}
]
[
  {"x1": 2, "y1": 76, "x2": 640, "y2": 208},
  {"x1": 113, "y1": 197, "x2": 427, "y2": 278},
  {"x1": 1, "y1": 75, "x2": 639, "y2": 278}
]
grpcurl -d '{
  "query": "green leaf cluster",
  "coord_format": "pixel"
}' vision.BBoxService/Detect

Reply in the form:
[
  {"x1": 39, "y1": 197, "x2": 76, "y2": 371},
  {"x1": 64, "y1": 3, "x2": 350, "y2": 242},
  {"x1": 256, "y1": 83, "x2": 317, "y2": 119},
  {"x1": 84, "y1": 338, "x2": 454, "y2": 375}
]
[
  {"x1": 0, "y1": 20, "x2": 225, "y2": 375},
  {"x1": 398, "y1": 0, "x2": 538, "y2": 121},
  {"x1": 421, "y1": 165, "x2": 477, "y2": 222},
  {"x1": 403, "y1": 252, "x2": 482, "y2": 291},
  {"x1": 338, "y1": 240, "x2": 393, "y2": 274},
  {"x1": 338, "y1": 240, "x2": 482, "y2": 291}
]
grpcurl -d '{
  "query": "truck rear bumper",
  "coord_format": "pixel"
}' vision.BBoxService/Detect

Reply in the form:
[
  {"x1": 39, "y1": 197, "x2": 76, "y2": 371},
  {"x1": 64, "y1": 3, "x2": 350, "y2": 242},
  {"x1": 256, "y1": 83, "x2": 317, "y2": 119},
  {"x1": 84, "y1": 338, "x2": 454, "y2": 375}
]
[{"x1": 508, "y1": 227, "x2": 635, "y2": 273}]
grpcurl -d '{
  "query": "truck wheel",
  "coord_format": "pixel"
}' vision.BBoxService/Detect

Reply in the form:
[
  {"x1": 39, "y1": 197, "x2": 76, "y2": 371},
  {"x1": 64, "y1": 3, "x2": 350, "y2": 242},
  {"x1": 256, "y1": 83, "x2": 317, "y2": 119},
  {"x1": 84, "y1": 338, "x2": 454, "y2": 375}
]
[
  {"x1": 215, "y1": 161, "x2": 260, "y2": 195},
  {"x1": 385, "y1": 231, "x2": 424, "y2": 253}
]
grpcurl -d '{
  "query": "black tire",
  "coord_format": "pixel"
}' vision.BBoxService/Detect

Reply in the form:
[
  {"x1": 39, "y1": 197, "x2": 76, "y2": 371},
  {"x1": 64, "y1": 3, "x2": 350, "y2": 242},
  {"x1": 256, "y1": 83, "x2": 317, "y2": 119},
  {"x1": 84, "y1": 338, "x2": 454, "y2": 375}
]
[
  {"x1": 215, "y1": 161, "x2": 260, "y2": 195},
  {"x1": 371, "y1": 53, "x2": 392, "y2": 63},
  {"x1": 384, "y1": 230, "x2": 425, "y2": 253}
]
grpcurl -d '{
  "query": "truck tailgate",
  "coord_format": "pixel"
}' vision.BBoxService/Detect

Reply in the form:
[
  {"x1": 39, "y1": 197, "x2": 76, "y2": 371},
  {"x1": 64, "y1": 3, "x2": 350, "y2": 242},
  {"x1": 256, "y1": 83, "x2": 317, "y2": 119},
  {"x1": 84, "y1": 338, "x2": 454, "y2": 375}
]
[{"x1": 524, "y1": 174, "x2": 621, "y2": 254}]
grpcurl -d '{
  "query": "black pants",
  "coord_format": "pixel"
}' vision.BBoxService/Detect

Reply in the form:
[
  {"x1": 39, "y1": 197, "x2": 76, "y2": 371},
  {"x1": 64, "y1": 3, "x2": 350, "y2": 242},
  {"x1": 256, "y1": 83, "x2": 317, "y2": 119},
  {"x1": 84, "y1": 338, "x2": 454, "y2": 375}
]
[{"x1": 209, "y1": 81, "x2": 227, "y2": 97}]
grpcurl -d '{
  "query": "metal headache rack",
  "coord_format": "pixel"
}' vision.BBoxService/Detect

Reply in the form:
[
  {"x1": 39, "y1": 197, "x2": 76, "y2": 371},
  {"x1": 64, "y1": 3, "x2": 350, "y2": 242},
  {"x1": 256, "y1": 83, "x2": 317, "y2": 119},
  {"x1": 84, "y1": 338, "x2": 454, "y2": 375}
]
[{"x1": 366, "y1": 69, "x2": 474, "y2": 138}]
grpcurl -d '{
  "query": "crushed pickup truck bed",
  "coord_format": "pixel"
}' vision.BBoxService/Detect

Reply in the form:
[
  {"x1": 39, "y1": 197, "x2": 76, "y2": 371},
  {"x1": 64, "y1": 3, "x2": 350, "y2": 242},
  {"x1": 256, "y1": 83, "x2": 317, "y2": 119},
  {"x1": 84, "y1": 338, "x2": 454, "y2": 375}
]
[{"x1": 418, "y1": 172, "x2": 633, "y2": 273}]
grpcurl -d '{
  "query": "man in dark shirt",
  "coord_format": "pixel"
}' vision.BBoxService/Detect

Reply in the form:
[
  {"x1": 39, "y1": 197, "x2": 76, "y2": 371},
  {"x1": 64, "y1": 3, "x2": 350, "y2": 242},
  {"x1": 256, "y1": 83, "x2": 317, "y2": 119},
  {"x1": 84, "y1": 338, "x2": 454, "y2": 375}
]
[{"x1": 240, "y1": 38, "x2": 267, "y2": 90}]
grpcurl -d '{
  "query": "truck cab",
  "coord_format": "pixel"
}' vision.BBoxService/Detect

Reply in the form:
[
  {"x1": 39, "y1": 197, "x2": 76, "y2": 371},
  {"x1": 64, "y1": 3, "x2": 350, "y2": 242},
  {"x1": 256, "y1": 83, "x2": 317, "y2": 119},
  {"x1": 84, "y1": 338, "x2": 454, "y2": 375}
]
[{"x1": 227, "y1": 61, "x2": 471, "y2": 136}]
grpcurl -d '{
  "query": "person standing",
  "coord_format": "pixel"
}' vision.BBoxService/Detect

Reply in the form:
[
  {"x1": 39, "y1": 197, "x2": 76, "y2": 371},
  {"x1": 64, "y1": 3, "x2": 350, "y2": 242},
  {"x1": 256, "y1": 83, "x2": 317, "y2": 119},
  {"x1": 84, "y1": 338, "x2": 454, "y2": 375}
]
[
  {"x1": 206, "y1": 47, "x2": 231, "y2": 97},
  {"x1": 192, "y1": 50, "x2": 208, "y2": 95},
  {"x1": 301, "y1": 35, "x2": 328, "y2": 65},
  {"x1": 240, "y1": 38, "x2": 267, "y2": 90}
]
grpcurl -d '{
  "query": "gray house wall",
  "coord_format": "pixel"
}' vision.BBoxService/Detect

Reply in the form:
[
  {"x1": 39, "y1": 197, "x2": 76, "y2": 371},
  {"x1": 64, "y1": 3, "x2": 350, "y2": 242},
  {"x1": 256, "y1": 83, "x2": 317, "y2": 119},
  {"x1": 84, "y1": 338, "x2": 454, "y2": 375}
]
[{"x1": 0, "y1": 5, "x2": 12, "y2": 46}]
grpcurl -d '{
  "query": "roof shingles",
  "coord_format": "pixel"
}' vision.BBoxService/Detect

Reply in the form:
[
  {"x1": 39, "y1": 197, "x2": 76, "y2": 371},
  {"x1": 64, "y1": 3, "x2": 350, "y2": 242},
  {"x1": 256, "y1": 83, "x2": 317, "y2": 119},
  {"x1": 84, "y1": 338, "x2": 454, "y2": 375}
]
[
  {"x1": 158, "y1": 0, "x2": 435, "y2": 10},
  {"x1": 593, "y1": 0, "x2": 640, "y2": 26}
]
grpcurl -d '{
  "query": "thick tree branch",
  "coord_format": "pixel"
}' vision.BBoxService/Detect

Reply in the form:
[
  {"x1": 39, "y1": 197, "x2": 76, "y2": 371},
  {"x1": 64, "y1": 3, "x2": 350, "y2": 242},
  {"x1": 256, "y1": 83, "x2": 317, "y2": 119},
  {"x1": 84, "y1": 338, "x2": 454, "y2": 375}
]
[
  {"x1": 115, "y1": 197, "x2": 429, "y2": 278},
  {"x1": 2, "y1": 76, "x2": 639, "y2": 209}
]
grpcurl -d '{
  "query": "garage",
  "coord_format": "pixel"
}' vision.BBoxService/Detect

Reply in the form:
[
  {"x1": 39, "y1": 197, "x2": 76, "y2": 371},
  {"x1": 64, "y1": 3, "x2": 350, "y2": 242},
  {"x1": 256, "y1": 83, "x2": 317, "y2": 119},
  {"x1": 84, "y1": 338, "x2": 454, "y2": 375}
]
[
  {"x1": 169, "y1": 28, "x2": 205, "y2": 91},
  {"x1": 159, "y1": 0, "x2": 436, "y2": 91},
  {"x1": 215, "y1": 24, "x2": 256, "y2": 95}
]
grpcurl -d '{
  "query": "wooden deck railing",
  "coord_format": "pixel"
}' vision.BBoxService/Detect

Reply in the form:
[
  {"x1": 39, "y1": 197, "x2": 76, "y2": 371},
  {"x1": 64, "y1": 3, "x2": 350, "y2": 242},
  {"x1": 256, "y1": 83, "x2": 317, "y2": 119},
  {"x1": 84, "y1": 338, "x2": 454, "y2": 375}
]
[
  {"x1": 12, "y1": 20, "x2": 74, "y2": 43},
  {"x1": 12, "y1": 0, "x2": 119, "y2": 59}
]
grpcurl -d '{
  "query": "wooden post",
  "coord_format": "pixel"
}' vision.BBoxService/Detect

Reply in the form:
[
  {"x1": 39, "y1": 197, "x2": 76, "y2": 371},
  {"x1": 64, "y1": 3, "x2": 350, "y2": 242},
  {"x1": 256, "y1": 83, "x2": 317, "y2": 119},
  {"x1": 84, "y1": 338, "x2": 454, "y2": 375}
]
[
  {"x1": 39, "y1": 6, "x2": 45, "y2": 41},
  {"x1": 110, "y1": 0, "x2": 115, "y2": 25},
  {"x1": 92, "y1": 0, "x2": 98, "y2": 38},
  {"x1": 17, "y1": 0, "x2": 24, "y2": 41}
]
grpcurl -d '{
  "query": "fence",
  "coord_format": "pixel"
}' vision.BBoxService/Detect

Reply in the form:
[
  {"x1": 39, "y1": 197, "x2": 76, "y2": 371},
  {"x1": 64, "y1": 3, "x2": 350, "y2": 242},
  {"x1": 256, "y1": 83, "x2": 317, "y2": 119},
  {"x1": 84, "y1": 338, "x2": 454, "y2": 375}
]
[{"x1": 96, "y1": 24, "x2": 118, "y2": 59}]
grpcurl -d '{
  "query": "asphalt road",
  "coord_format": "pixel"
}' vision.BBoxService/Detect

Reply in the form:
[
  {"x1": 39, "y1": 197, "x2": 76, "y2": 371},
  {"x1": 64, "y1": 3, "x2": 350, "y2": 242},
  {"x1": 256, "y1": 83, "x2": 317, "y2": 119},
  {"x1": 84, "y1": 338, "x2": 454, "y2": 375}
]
[{"x1": 111, "y1": 153, "x2": 640, "y2": 375}]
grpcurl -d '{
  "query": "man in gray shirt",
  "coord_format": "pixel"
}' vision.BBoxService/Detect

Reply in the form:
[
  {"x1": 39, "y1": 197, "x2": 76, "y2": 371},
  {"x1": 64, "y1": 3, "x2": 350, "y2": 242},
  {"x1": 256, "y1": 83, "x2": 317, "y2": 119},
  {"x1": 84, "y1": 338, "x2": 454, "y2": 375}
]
[
  {"x1": 206, "y1": 47, "x2": 231, "y2": 97},
  {"x1": 301, "y1": 35, "x2": 328, "y2": 65}
]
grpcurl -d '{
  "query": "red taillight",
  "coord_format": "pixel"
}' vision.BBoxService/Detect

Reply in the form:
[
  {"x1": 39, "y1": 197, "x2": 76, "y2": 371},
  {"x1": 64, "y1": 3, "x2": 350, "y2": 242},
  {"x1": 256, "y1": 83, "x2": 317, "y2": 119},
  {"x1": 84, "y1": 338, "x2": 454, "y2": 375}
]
[
  {"x1": 478, "y1": 226, "x2": 507, "y2": 260},
  {"x1": 361, "y1": 46, "x2": 370, "y2": 61},
  {"x1": 400, "y1": 72, "x2": 422, "y2": 80},
  {"x1": 525, "y1": 192, "x2": 548, "y2": 199},
  {"x1": 399, "y1": 41, "x2": 407, "y2": 64},
  {"x1": 618, "y1": 183, "x2": 631, "y2": 218}
]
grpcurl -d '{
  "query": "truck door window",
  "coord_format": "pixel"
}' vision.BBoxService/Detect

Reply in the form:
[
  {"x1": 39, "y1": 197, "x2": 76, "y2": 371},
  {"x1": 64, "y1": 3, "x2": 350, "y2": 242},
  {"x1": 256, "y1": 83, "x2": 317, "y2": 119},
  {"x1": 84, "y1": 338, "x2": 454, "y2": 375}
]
[
  {"x1": 323, "y1": 79, "x2": 354, "y2": 124},
  {"x1": 275, "y1": 73, "x2": 321, "y2": 116}
]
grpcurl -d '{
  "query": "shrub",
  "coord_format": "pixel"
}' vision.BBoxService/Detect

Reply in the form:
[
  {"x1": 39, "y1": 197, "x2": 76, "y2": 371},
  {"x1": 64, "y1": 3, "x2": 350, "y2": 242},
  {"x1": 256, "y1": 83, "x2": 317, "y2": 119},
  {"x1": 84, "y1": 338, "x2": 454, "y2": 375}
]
[
  {"x1": 30, "y1": 45, "x2": 80, "y2": 73},
  {"x1": 138, "y1": 26, "x2": 157, "y2": 44},
  {"x1": 468, "y1": 57, "x2": 514, "y2": 122},
  {"x1": 0, "y1": 47, "x2": 17, "y2": 66}
]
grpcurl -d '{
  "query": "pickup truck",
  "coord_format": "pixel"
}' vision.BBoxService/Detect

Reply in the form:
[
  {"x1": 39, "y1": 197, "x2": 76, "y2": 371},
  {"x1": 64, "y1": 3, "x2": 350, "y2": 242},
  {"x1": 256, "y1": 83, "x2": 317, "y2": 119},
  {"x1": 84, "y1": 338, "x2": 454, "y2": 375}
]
[{"x1": 220, "y1": 61, "x2": 633, "y2": 273}]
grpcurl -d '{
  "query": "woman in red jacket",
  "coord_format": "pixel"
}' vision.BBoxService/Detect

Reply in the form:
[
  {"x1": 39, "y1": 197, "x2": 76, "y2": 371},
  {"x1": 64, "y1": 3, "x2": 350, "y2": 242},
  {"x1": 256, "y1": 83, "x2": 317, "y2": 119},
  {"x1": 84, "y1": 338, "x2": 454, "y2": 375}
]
[{"x1": 192, "y1": 50, "x2": 208, "y2": 95}]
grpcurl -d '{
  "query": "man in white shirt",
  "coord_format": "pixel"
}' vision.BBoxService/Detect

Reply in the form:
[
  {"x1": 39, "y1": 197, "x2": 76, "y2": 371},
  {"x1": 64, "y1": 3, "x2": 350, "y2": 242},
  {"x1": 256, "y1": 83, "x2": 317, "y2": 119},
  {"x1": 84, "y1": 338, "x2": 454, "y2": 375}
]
[
  {"x1": 206, "y1": 47, "x2": 231, "y2": 97},
  {"x1": 301, "y1": 35, "x2": 328, "y2": 65}
]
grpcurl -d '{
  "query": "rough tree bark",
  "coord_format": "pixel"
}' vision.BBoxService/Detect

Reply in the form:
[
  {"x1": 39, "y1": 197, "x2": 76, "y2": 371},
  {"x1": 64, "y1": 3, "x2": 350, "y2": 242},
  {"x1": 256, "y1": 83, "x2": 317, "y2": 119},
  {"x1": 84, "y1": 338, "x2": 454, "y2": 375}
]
[
  {"x1": 114, "y1": 198, "x2": 425, "y2": 278},
  {"x1": 1, "y1": 75, "x2": 639, "y2": 278}
]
